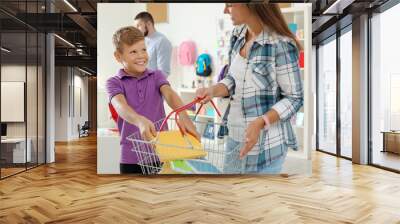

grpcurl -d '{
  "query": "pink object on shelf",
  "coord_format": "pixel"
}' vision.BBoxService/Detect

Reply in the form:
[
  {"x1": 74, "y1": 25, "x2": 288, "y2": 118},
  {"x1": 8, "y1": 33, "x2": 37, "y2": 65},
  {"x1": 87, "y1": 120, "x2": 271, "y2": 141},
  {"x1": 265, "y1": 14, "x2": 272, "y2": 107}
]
[{"x1": 178, "y1": 41, "x2": 197, "y2": 65}]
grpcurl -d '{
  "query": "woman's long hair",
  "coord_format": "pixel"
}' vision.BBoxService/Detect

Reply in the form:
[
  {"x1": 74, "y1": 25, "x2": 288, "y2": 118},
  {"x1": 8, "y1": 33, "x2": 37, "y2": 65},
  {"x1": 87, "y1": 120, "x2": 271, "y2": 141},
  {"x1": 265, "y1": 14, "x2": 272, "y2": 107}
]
[{"x1": 247, "y1": 3, "x2": 303, "y2": 50}]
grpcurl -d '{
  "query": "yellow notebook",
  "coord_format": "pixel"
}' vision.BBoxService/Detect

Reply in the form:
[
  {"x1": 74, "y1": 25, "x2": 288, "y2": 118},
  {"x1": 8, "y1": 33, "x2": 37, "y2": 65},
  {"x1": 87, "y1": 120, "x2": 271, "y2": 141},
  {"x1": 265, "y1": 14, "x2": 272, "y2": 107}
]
[{"x1": 154, "y1": 131, "x2": 206, "y2": 162}]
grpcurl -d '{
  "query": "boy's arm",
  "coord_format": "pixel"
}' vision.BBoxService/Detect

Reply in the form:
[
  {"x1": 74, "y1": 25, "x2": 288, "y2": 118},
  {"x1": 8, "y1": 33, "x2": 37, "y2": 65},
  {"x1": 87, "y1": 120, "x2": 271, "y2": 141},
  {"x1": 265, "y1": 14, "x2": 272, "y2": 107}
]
[
  {"x1": 160, "y1": 85, "x2": 200, "y2": 140},
  {"x1": 111, "y1": 94, "x2": 141, "y2": 125},
  {"x1": 160, "y1": 85, "x2": 187, "y2": 115},
  {"x1": 111, "y1": 94, "x2": 156, "y2": 140}
]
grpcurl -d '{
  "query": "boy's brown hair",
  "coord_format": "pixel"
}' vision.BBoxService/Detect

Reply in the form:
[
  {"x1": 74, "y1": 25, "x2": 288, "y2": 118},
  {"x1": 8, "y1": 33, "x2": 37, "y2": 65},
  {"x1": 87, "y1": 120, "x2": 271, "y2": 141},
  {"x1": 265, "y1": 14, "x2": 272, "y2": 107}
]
[{"x1": 112, "y1": 26, "x2": 144, "y2": 53}]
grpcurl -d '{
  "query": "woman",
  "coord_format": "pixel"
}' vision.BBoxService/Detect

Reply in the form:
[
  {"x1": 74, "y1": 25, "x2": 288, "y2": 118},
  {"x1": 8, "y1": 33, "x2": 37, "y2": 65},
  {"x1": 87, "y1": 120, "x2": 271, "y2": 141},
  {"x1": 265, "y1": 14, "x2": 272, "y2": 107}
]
[{"x1": 196, "y1": 3, "x2": 303, "y2": 174}]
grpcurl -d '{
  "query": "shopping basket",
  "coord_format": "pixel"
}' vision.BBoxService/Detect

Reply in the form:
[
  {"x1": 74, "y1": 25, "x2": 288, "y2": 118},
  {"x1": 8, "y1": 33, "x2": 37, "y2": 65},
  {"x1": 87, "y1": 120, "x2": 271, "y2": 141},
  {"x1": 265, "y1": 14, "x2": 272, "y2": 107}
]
[{"x1": 127, "y1": 97, "x2": 254, "y2": 174}]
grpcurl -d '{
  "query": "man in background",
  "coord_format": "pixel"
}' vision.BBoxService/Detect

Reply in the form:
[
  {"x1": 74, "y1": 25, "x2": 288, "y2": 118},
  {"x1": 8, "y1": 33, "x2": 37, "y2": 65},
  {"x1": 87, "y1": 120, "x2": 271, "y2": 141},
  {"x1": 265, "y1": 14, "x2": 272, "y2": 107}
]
[{"x1": 134, "y1": 12, "x2": 172, "y2": 77}]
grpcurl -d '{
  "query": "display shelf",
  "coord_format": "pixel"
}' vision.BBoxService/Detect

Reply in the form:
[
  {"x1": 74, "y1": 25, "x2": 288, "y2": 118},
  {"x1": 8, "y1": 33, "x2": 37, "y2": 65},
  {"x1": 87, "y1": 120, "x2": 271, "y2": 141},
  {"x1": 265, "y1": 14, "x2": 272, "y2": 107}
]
[
  {"x1": 178, "y1": 87, "x2": 197, "y2": 94},
  {"x1": 187, "y1": 112, "x2": 214, "y2": 120},
  {"x1": 281, "y1": 4, "x2": 312, "y2": 160}
]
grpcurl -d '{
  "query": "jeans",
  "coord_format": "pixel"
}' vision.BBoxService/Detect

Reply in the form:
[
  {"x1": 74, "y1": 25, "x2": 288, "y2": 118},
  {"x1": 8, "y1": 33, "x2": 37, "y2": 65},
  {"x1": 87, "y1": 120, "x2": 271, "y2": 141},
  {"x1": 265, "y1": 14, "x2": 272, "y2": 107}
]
[{"x1": 223, "y1": 137, "x2": 286, "y2": 174}]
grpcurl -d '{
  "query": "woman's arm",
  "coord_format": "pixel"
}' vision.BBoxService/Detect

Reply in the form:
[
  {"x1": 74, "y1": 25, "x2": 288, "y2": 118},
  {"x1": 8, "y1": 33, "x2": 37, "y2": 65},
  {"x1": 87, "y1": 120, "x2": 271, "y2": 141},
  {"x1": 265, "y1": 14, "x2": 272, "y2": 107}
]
[
  {"x1": 252, "y1": 41, "x2": 304, "y2": 129},
  {"x1": 196, "y1": 82, "x2": 232, "y2": 104},
  {"x1": 270, "y1": 41, "x2": 304, "y2": 122},
  {"x1": 251, "y1": 110, "x2": 280, "y2": 131},
  {"x1": 211, "y1": 83, "x2": 230, "y2": 98}
]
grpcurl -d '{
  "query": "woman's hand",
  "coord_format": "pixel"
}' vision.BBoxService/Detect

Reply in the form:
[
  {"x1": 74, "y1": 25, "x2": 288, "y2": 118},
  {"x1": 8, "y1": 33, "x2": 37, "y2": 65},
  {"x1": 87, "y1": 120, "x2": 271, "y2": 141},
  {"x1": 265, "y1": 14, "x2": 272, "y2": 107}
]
[
  {"x1": 195, "y1": 87, "x2": 214, "y2": 104},
  {"x1": 136, "y1": 115, "x2": 157, "y2": 141},
  {"x1": 239, "y1": 117, "x2": 265, "y2": 159},
  {"x1": 177, "y1": 114, "x2": 201, "y2": 141}
]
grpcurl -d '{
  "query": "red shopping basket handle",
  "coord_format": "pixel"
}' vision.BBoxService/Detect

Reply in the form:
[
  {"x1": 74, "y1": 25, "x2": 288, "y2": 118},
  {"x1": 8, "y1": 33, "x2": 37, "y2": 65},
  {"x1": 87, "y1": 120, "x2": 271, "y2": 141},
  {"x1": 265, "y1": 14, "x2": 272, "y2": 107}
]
[{"x1": 159, "y1": 96, "x2": 222, "y2": 136}]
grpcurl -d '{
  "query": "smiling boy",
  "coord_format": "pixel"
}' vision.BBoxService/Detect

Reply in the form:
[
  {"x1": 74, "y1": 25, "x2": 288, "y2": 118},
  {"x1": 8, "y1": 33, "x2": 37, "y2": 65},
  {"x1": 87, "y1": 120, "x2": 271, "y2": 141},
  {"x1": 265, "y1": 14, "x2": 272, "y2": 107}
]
[{"x1": 106, "y1": 26, "x2": 200, "y2": 174}]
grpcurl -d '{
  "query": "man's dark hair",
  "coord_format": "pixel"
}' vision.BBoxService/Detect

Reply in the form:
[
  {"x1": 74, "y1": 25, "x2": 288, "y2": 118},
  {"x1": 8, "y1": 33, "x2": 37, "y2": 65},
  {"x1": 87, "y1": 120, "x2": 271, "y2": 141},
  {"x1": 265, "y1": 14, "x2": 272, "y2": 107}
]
[{"x1": 134, "y1": 12, "x2": 154, "y2": 25}]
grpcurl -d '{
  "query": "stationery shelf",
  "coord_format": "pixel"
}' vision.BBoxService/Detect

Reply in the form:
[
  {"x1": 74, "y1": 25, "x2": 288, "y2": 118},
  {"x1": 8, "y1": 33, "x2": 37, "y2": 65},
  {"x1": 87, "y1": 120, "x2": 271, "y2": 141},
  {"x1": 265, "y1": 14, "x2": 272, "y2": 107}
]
[
  {"x1": 178, "y1": 88, "x2": 225, "y2": 141},
  {"x1": 281, "y1": 4, "x2": 311, "y2": 159}
]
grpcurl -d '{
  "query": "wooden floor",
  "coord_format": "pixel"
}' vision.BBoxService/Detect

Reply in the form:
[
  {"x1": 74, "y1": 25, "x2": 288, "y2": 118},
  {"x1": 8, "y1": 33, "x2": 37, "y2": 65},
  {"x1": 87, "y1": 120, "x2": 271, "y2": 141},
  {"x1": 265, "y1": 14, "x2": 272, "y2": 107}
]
[
  {"x1": 1, "y1": 163, "x2": 44, "y2": 178},
  {"x1": 1, "y1": 135, "x2": 400, "y2": 223},
  {"x1": 372, "y1": 150, "x2": 400, "y2": 171},
  {"x1": 1, "y1": 167, "x2": 26, "y2": 178}
]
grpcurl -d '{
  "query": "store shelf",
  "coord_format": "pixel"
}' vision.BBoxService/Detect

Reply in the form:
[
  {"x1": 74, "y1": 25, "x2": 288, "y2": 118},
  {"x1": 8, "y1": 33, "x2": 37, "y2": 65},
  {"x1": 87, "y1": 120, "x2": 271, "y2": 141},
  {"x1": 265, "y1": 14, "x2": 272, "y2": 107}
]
[
  {"x1": 179, "y1": 88, "x2": 197, "y2": 94},
  {"x1": 201, "y1": 137, "x2": 225, "y2": 147},
  {"x1": 188, "y1": 113, "x2": 215, "y2": 119},
  {"x1": 281, "y1": 7, "x2": 307, "y2": 13},
  {"x1": 281, "y1": 4, "x2": 311, "y2": 161}
]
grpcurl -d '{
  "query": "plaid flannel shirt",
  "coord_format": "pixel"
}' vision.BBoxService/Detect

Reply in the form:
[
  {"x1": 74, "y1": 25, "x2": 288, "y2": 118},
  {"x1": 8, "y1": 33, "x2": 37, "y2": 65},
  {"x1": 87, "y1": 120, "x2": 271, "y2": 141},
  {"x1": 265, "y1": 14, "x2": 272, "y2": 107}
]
[{"x1": 220, "y1": 24, "x2": 304, "y2": 154}]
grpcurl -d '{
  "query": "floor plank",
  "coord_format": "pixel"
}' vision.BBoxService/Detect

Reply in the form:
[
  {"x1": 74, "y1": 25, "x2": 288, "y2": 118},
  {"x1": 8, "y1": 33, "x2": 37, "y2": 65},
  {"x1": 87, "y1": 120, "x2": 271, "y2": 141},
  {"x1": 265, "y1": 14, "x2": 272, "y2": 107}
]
[{"x1": 0, "y1": 135, "x2": 399, "y2": 223}]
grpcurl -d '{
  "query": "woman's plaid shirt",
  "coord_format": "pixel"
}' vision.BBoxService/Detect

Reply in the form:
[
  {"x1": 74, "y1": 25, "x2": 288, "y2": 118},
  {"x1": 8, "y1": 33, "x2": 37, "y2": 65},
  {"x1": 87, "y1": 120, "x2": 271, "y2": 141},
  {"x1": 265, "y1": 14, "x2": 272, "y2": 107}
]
[{"x1": 219, "y1": 24, "x2": 304, "y2": 153}]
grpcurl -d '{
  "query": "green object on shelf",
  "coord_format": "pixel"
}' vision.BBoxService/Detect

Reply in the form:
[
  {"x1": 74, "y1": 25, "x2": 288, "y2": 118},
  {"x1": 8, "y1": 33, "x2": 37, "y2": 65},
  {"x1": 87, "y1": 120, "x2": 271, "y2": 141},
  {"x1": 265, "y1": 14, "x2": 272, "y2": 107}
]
[
  {"x1": 170, "y1": 159, "x2": 221, "y2": 174},
  {"x1": 170, "y1": 160, "x2": 195, "y2": 174}
]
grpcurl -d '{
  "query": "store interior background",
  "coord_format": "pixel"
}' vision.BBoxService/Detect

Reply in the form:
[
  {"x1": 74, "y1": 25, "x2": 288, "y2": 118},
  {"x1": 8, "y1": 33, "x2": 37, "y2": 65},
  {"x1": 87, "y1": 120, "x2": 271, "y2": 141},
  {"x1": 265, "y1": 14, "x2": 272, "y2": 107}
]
[{"x1": 97, "y1": 3, "x2": 313, "y2": 174}]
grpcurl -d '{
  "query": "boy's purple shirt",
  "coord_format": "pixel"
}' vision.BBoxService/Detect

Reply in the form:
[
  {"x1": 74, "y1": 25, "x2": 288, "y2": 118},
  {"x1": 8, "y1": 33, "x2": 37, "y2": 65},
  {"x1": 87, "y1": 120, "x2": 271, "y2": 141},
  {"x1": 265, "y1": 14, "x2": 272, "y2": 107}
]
[{"x1": 106, "y1": 68, "x2": 169, "y2": 164}]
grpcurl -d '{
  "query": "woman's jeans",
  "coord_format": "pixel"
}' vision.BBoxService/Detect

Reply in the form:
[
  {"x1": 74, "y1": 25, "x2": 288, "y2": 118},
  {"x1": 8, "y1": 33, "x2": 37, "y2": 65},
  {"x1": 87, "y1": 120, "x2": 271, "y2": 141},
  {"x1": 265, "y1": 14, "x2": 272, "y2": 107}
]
[{"x1": 223, "y1": 137, "x2": 286, "y2": 174}]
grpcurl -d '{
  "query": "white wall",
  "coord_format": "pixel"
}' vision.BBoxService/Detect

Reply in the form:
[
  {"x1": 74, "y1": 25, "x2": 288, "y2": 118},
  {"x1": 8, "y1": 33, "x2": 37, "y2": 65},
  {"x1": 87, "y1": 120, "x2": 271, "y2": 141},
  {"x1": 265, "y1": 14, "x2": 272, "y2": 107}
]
[
  {"x1": 55, "y1": 67, "x2": 68, "y2": 141},
  {"x1": 77, "y1": 74, "x2": 89, "y2": 126},
  {"x1": 54, "y1": 67, "x2": 89, "y2": 141},
  {"x1": 71, "y1": 73, "x2": 89, "y2": 138}
]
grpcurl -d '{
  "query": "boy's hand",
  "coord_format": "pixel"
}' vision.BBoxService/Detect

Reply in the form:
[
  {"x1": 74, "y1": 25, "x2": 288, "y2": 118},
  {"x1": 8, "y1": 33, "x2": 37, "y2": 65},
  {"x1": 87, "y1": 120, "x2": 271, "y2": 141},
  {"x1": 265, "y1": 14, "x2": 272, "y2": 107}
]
[
  {"x1": 196, "y1": 87, "x2": 213, "y2": 104},
  {"x1": 136, "y1": 116, "x2": 157, "y2": 141},
  {"x1": 178, "y1": 114, "x2": 201, "y2": 141}
]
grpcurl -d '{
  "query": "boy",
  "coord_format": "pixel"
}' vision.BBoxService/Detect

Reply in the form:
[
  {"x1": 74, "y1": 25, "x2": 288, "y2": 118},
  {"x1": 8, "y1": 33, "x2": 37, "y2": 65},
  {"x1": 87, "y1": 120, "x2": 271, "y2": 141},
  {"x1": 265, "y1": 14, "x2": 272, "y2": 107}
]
[{"x1": 106, "y1": 26, "x2": 200, "y2": 174}]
